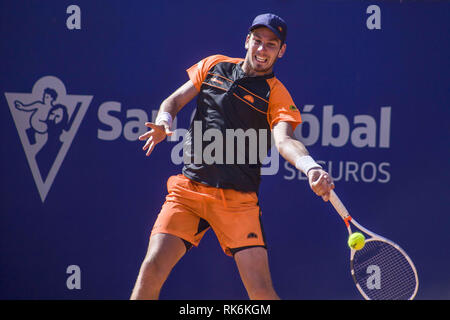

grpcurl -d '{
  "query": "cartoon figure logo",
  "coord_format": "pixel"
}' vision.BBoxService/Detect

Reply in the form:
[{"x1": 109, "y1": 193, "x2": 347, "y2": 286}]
[{"x1": 5, "y1": 76, "x2": 93, "y2": 202}]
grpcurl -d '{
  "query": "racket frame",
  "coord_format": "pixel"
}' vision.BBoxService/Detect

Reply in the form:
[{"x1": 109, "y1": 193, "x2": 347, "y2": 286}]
[{"x1": 329, "y1": 190, "x2": 419, "y2": 300}]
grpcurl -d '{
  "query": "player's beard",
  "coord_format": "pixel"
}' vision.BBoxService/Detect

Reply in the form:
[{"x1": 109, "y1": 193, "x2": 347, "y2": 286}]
[{"x1": 246, "y1": 51, "x2": 278, "y2": 76}]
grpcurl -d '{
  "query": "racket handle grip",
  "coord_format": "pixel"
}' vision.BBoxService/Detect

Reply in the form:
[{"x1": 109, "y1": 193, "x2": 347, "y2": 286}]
[{"x1": 329, "y1": 190, "x2": 351, "y2": 220}]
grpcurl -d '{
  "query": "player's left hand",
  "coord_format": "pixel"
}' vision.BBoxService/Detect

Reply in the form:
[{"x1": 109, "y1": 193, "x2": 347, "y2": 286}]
[
  {"x1": 138, "y1": 122, "x2": 173, "y2": 157},
  {"x1": 307, "y1": 169, "x2": 335, "y2": 202}
]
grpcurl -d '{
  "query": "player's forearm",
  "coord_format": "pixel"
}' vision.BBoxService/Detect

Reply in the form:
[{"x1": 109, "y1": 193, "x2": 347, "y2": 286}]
[
  {"x1": 157, "y1": 80, "x2": 199, "y2": 121},
  {"x1": 276, "y1": 136, "x2": 309, "y2": 168},
  {"x1": 158, "y1": 96, "x2": 180, "y2": 120},
  {"x1": 278, "y1": 137, "x2": 324, "y2": 175},
  {"x1": 154, "y1": 92, "x2": 187, "y2": 129},
  {"x1": 273, "y1": 121, "x2": 322, "y2": 175}
]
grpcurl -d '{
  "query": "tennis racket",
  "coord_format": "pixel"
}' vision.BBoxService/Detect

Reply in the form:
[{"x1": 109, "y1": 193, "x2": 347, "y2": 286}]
[{"x1": 329, "y1": 190, "x2": 419, "y2": 300}]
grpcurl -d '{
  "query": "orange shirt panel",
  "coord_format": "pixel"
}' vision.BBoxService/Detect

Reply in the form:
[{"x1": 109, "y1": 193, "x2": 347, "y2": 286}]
[
  {"x1": 266, "y1": 77, "x2": 302, "y2": 131},
  {"x1": 186, "y1": 55, "x2": 244, "y2": 91}
]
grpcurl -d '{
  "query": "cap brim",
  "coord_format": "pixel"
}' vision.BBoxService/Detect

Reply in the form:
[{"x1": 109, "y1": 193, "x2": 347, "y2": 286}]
[{"x1": 249, "y1": 24, "x2": 283, "y2": 42}]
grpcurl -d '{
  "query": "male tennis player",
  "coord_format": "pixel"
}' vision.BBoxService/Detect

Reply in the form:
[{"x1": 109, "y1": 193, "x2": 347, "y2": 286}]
[{"x1": 131, "y1": 13, "x2": 335, "y2": 300}]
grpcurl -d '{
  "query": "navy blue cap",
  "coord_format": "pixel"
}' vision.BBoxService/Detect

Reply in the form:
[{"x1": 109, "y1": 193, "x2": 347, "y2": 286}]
[{"x1": 249, "y1": 13, "x2": 287, "y2": 44}]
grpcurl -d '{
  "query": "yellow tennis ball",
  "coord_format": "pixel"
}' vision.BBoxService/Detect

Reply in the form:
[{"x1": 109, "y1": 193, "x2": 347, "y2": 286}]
[{"x1": 348, "y1": 232, "x2": 365, "y2": 250}]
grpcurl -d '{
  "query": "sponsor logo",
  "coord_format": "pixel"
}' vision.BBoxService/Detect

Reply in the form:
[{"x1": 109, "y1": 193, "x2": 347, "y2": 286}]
[
  {"x1": 5, "y1": 76, "x2": 92, "y2": 202},
  {"x1": 247, "y1": 232, "x2": 258, "y2": 239},
  {"x1": 244, "y1": 95, "x2": 255, "y2": 104},
  {"x1": 96, "y1": 103, "x2": 393, "y2": 183}
]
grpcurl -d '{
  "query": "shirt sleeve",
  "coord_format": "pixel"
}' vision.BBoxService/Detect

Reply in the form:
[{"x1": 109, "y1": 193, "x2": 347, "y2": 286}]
[
  {"x1": 267, "y1": 79, "x2": 302, "y2": 131},
  {"x1": 186, "y1": 55, "x2": 229, "y2": 92}
]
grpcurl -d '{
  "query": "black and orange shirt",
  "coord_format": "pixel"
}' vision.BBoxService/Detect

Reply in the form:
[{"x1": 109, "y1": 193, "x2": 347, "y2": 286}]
[{"x1": 183, "y1": 54, "x2": 302, "y2": 193}]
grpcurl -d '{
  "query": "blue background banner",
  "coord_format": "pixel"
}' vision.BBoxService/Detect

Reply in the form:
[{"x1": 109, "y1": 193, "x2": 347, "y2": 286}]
[{"x1": 1, "y1": 0, "x2": 449, "y2": 299}]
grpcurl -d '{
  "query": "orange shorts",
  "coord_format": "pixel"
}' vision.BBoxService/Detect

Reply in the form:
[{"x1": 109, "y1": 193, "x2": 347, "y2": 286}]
[{"x1": 151, "y1": 174, "x2": 266, "y2": 256}]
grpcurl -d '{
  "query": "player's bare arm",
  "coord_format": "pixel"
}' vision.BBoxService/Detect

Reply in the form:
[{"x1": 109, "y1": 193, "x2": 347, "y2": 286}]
[
  {"x1": 139, "y1": 80, "x2": 198, "y2": 156},
  {"x1": 272, "y1": 121, "x2": 335, "y2": 201}
]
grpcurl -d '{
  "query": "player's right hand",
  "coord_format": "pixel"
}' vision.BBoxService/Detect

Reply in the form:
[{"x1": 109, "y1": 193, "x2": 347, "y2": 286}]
[
  {"x1": 138, "y1": 122, "x2": 174, "y2": 157},
  {"x1": 308, "y1": 168, "x2": 335, "y2": 202}
]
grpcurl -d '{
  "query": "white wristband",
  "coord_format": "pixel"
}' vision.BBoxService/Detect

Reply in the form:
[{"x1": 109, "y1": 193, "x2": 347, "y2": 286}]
[
  {"x1": 295, "y1": 155, "x2": 322, "y2": 175},
  {"x1": 155, "y1": 111, "x2": 173, "y2": 128}
]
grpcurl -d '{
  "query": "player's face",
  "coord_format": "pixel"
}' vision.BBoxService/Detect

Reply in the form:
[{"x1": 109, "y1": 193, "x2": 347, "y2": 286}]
[{"x1": 243, "y1": 27, "x2": 286, "y2": 76}]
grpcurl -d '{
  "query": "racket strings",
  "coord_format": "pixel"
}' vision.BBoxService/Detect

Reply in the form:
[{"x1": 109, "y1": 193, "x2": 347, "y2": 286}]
[
  {"x1": 357, "y1": 248, "x2": 415, "y2": 300},
  {"x1": 352, "y1": 240, "x2": 417, "y2": 300},
  {"x1": 354, "y1": 243, "x2": 416, "y2": 299}
]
